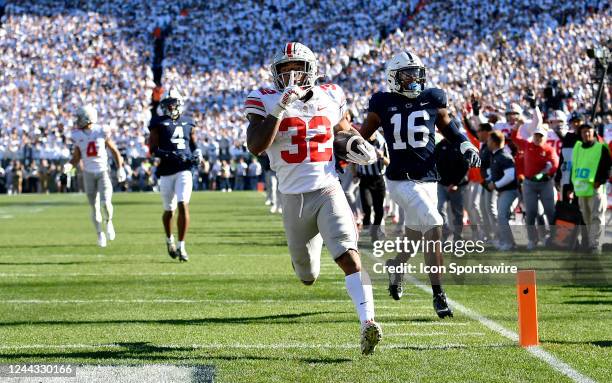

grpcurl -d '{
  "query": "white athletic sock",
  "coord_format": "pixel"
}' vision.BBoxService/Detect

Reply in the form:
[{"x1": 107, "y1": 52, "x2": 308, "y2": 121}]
[
  {"x1": 166, "y1": 235, "x2": 175, "y2": 244},
  {"x1": 345, "y1": 271, "x2": 375, "y2": 323},
  {"x1": 178, "y1": 240, "x2": 185, "y2": 251}
]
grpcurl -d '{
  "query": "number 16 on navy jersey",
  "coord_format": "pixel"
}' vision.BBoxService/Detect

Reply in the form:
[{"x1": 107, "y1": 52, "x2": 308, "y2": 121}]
[{"x1": 368, "y1": 88, "x2": 447, "y2": 182}]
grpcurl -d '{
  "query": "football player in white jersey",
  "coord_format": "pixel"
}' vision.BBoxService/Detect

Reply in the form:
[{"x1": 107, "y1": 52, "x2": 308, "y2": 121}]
[
  {"x1": 245, "y1": 42, "x2": 382, "y2": 355},
  {"x1": 64, "y1": 105, "x2": 125, "y2": 247}
]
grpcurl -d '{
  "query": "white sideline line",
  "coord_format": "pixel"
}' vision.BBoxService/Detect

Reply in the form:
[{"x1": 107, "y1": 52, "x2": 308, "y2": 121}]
[
  {"x1": 0, "y1": 272, "x2": 287, "y2": 277},
  {"x1": 0, "y1": 253, "x2": 283, "y2": 258},
  {"x1": 376, "y1": 305, "x2": 430, "y2": 310},
  {"x1": 386, "y1": 332, "x2": 485, "y2": 337},
  {"x1": 0, "y1": 299, "x2": 355, "y2": 304},
  {"x1": 406, "y1": 276, "x2": 597, "y2": 383},
  {"x1": 384, "y1": 322, "x2": 470, "y2": 327},
  {"x1": 0, "y1": 342, "x2": 490, "y2": 351}
]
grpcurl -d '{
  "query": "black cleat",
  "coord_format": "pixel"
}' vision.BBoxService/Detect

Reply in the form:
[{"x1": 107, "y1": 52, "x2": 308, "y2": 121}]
[
  {"x1": 177, "y1": 248, "x2": 189, "y2": 262},
  {"x1": 433, "y1": 292, "x2": 453, "y2": 319},
  {"x1": 167, "y1": 242, "x2": 178, "y2": 259},
  {"x1": 386, "y1": 258, "x2": 403, "y2": 301}
]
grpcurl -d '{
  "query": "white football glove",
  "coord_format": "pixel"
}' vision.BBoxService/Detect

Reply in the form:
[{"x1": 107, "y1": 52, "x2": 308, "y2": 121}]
[
  {"x1": 460, "y1": 141, "x2": 481, "y2": 168},
  {"x1": 117, "y1": 167, "x2": 127, "y2": 183},
  {"x1": 270, "y1": 72, "x2": 306, "y2": 118},
  {"x1": 62, "y1": 163, "x2": 73, "y2": 174},
  {"x1": 346, "y1": 136, "x2": 377, "y2": 165}
]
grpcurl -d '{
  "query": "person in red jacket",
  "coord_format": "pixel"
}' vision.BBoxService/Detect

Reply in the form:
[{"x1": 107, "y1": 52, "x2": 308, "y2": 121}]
[{"x1": 512, "y1": 124, "x2": 559, "y2": 249}]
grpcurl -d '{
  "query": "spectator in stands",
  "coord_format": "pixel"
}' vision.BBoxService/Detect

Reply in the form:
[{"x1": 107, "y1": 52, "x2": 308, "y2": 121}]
[
  {"x1": 461, "y1": 100, "x2": 485, "y2": 240},
  {"x1": 571, "y1": 123, "x2": 611, "y2": 253},
  {"x1": 219, "y1": 160, "x2": 232, "y2": 192},
  {"x1": 0, "y1": 0, "x2": 609, "y2": 199},
  {"x1": 26, "y1": 162, "x2": 39, "y2": 193},
  {"x1": 435, "y1": 138, "x2": 469, "y2": 242},
  {"x1": 486, "y1": 131, "x2": 519, "y2": 251},
  {"x1": 553, "y1": 111, "x2": 584, "y2": 200},
  {"x1": 512, "y1": 123, "x2": 559, "y2": 249},
  {"x1": 209, "y1": 159, "x2": 221, "y2": 191},
  {"x1": 12, "y1": 161, "x2": 23, "y2": 194},
  {"x1": 234, "y1": 157, "x2": 247, "y2": 191},
  {"x1": 477, "y1": 123, "x2": 497, "y2": 243},
  {"x1": 247, "y1": 158, "x2": 261, "y2": 191},
  {"x1": 196, "y1": 159, "x2": 210, "y2": 191},
  {"x1": 0, "y1": 165, "x2": 5, "y2": 194}
]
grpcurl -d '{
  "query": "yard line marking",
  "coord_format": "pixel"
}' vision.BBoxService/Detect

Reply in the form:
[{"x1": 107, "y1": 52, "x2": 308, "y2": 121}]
[
  {"x1": 0, "y1": 299, "x2": 355, "y2": 304},
  {"x1": 406, "y1": 276, "x2": 597, "y2": 383},
  {"x1": 385, "y1": 332, "x2": 485, "y2": 337},
  {"x1": 384, "y1": 322, "x2": 470, "y2": 327}
]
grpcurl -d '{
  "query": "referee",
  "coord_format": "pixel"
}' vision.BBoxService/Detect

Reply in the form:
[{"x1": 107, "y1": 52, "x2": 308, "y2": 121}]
[{"x1": 355, "y1": 130, "x2": 389, "y2": 242}]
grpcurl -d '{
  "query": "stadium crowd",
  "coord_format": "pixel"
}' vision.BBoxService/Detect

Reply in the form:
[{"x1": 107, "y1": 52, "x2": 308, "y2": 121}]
[{"x1": 0, "y1": 0, "x2": 610, "y2": 249}]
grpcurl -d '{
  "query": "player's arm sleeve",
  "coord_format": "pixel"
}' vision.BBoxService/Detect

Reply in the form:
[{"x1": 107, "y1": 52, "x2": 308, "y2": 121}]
[
  {"x1": 434, "y1": 90, "x2": 470, "y2": 145},
  {"x1": 189, "y1": 123, "x2": 198, "y2": 152},
  {"x1": 148, "y1": 124, "x2": 160, "y2": 155},
  {"x1": 440, "y1": 116, "x2": 469, "y2": 145},
  {"x1": 244, "y1": 90, "x2": 267, "y2": 118},
  {"x1": 359, "y1": 93, "x2": 384, "y2": 140}
]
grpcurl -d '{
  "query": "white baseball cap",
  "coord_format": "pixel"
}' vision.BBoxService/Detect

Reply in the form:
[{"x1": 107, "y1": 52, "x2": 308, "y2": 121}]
[{"x1": 533, "y1": 124, "x2": 548, "y2": 136}]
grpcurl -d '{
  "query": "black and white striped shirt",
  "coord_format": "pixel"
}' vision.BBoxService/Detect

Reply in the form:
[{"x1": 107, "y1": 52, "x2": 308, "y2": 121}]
[{"x1": 357, "y1": 132, "x2": 388, "y2": 176}]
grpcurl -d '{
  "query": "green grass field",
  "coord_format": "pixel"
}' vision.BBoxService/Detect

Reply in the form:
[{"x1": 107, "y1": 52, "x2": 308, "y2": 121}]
[{"x1": 0, "y1": 192, "x2": 610, "y2": 382}]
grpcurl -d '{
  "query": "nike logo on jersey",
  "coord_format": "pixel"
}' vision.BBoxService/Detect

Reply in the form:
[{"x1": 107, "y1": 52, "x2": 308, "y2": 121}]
[
  {"x1": 317, "y1": 106, "x2": 327, "y2": 111},
  {"x1": 420, "y1": 102, "x2": 429, "y2": 106}
]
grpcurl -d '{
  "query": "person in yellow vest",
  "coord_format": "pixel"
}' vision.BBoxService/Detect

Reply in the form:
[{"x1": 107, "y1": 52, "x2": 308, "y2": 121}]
[{"x1": 571, "y1": 123, "x2": 611, "y2": 253}]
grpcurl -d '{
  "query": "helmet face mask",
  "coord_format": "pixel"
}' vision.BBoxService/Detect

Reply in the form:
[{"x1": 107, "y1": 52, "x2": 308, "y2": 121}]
[
  {"x1": 386, "y1": 51, "x2": 426, "y2": 98},
  {"x1": 275, "y1": 61, "x2": 310, "y2": 89},
  {"x1": 160, "y1": 86, "x2": 184, "y2": 120},
  {"x1": 271, "y1": 42, "x2": 318, "y2": 91},
  {"x1": 395, "y1": 67, "x2": 425, "y2": 96}
]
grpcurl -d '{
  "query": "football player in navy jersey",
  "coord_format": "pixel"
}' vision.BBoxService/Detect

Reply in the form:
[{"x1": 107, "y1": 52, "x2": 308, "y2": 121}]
[
  {"x1": 359, "y1": 52, "x2": 481, "y2": 318},
  {"x1": 148, "y1": 86, "x2": 202, "y2": 262}
]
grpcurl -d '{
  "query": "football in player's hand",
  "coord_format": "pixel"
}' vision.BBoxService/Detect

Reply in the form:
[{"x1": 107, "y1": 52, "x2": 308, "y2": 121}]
[{"x1": 333, "y1": 130, "x2": 362, "y2": 161}]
